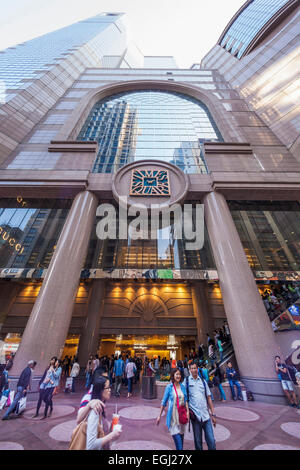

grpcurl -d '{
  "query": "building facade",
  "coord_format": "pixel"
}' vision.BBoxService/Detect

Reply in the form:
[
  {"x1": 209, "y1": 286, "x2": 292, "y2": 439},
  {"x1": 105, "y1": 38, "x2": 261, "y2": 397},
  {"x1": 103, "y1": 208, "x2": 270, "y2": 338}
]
[{"x1": 0, "y1": 5, "x2": 299, "y2": 403}]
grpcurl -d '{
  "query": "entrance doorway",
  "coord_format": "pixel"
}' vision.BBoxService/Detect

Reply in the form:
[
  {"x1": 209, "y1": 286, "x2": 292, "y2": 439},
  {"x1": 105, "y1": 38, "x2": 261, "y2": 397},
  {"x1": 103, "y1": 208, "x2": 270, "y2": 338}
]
[{"x1": 99, "y1": 334, "x2": 196, "y2": 360}]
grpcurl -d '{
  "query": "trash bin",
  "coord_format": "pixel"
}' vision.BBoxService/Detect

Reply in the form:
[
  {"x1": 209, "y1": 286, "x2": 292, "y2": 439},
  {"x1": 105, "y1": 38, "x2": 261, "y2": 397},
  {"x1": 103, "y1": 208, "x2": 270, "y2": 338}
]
[{"x1": 142, "y1": 376, "x2": 157, "y2": 399}]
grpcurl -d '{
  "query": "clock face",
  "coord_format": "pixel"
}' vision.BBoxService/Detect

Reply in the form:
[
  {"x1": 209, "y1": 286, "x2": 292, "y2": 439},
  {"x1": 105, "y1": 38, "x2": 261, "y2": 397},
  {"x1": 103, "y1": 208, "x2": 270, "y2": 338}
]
[{"x1": 130, "y1": 169, "x2": 170, "y2": 196}]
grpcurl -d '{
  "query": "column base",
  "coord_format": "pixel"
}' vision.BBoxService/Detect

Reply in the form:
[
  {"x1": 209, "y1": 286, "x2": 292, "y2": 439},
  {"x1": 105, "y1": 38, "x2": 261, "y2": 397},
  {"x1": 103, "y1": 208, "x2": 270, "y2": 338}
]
[{"x1": 241, "y1": 376, "x2": 287, "y2": 405}]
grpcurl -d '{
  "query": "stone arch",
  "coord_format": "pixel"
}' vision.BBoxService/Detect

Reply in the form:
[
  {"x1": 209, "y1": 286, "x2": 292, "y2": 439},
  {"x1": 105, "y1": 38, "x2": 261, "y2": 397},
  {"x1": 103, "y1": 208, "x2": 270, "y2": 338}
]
[
  {"x1": 56, "y1": 80, "x2": 233, "y2": 143},
  {"x1": 129, "y1": 293, "x2": 168, "y2": 323}
]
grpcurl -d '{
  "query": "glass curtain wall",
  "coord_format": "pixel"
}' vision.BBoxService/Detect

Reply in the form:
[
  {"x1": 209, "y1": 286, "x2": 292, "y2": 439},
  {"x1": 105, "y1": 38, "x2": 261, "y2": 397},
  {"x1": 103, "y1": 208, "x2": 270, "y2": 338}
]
[
  {"x1": 85, "y1": 204, "x2": 215, "y2": 270},
  {"x1": 220, "y1": 0, "x2": 290, "y2": 58},
  {"x1": 0, "y1": 199, "x2": 71, "y2": 269},
  {"x1": 77, "y1": 90, "x2": 222, "y2": 174},
  {"x1": 229, "y1": 201, "x2": 300, "y2": 271}
]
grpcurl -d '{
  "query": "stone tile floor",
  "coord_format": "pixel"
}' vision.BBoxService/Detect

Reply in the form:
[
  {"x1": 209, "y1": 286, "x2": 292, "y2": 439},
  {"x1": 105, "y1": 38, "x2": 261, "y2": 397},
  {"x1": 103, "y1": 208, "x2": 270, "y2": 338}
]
[{"x1": 0, "y1": 381, "x2": 300, "y2": 451}]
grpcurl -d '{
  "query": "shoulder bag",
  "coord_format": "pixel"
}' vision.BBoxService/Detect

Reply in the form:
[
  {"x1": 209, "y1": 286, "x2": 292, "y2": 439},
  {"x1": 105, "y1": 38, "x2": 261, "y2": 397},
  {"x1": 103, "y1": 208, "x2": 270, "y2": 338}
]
[
  {"x1": 173, "y1": 383, "x2": 188, "y2": 425},
  {"x1": 69, "y1": 414, "x2": 105, "y2": 451}
]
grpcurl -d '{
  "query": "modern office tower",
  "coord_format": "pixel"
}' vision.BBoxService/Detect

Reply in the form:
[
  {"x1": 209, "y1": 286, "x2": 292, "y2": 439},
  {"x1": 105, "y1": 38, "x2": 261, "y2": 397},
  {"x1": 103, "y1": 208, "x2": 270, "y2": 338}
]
[
  {"x1": 201, "y1": 0, "x2": 300, "y2": 159},
  {"x1": 0, "y1": 13, "x2": 130, "y2": 164},
  {"x1": 0, "y1": 5, "x2": 299, "y2": 404}
]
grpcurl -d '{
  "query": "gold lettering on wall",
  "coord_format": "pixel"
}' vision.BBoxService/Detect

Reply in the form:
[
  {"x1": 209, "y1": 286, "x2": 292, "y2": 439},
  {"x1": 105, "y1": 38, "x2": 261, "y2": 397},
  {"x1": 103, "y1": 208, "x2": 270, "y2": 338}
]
[{"x1": 0, "y1": 227, "x2": 25, "y2": 253}]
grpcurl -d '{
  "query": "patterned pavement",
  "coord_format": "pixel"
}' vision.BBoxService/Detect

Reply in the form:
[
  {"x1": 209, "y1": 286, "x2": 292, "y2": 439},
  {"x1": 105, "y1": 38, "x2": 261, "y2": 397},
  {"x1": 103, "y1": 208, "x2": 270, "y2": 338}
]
[{"x1": 0, "y1": 380, "x2": 300, "y2": 451}]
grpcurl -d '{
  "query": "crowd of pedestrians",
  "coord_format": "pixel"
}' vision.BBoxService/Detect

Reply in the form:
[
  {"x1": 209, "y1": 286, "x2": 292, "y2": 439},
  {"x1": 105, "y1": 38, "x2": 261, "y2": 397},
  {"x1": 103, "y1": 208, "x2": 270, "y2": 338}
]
[
  {"x1": 261, "y1": 283, "x2": 300, "y2": 321},
  {"x1": 1, "y1": 336, "x2": 299, "y2": 451}
]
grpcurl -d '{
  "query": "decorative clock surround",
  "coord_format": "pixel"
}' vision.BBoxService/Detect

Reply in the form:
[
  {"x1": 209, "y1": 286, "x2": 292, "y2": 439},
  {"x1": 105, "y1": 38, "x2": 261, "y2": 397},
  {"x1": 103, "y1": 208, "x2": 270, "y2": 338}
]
[
  {"x1": 130, "y1": 169, "x2": 171, "y2": 197},
  {"x1": 112, "y1": 159, "x2": 189, "y2": 209}
]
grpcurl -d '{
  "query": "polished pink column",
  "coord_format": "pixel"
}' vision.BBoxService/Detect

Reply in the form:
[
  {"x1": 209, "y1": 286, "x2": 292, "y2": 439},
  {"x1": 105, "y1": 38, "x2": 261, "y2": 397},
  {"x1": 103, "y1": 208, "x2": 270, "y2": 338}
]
[
  {"x1": 12, "y1": 191, "x2": 98, "y2": 376},
  {"x1": 204, "y1": 191, "x2": 284, "y2": 403},
  {"x1": 77, "y1": 279, "x2": 106, "y2": 366},
  {"x1": 191, "y1": 281, "x2": 215, "y2": 345}
]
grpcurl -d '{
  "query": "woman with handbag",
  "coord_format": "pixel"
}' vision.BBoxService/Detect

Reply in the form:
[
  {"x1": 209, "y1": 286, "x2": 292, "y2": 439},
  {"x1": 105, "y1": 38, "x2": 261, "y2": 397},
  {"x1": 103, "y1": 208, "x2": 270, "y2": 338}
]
[
  {"x1": 69, "y1": 375, "x2": 122, "y2": 450},
  {"x1": 156, "y1": 368, "x2": 189, "y2": 450}
]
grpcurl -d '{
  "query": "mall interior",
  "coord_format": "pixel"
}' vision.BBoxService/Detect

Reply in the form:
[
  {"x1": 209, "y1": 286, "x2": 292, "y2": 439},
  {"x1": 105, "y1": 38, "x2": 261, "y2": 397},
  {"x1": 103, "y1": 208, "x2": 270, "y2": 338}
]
[{"x1": 0, "y1": 1, "x2": 299, "y2": 404}]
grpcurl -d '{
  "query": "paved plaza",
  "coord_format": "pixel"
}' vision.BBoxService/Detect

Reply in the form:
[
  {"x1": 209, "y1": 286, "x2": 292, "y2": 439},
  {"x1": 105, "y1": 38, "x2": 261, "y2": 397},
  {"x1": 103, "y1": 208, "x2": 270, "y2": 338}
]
[{"x1": 0, "y1": 380, "x2": 300, "y2": 451}]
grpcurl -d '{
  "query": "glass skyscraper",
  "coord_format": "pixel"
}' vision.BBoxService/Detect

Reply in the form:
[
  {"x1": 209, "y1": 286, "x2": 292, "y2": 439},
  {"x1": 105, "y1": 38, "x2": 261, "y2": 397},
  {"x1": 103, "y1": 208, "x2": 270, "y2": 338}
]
[{"x1": 0, "y1": 13, "x2": 126, "y2": 102}]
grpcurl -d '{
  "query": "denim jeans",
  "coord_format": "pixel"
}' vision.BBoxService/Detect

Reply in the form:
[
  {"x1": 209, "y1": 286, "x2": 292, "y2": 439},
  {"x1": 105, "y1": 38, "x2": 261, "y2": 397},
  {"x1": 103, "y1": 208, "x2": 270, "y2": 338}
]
[
  {"x1": 3, "y1": 386, "x2": 25, "y2": 418},
  {"x1": 109, "y1": 371, "x2": 113, "y2": 387},
  {"x1": 85, "y1": 372, "x2": 91, "y2": 389},
  {"x1": 115, "y1": 376, "x2": 122, "y2": 395},
  {"x1": 72, "y1": 377, "x2": 76, "y2": 393},
  {"x1": 217, "y1": 384, "x2": 226, "y2": 401},
  {"x1": 229, "y1": 380, "x2": 242, "y2": 399},
  {"x1": 191, "y1": 418, "x2": 216, "y2": 450},
  {"x1": 128, "y1": 377, "x2": 133, "y2": 394},
  {"x1": 172, "y1": 433, "x2": 184, "y2": 450}
]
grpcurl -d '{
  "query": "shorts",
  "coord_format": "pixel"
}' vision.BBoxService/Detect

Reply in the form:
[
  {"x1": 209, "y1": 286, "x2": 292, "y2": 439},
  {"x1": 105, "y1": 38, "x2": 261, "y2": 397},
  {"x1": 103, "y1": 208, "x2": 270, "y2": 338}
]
[{"x1": 281, "y1": 380, "x2": 294, "y2": 391}]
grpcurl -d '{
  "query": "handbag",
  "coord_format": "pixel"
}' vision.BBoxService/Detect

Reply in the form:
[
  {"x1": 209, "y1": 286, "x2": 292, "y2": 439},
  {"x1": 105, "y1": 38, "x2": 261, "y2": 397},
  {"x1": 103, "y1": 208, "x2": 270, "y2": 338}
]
[
  {"x1": 6, "y1": 390, "x2": 15, "y2": 408},
  {"x1": 0, "y1": 394, "x2": 8, "y2": 410},
  {"x1": 16, "y1": 395, "x2": 27, "y2": 415},
  {"x1": 69, "y1": 414, "x2": 105, "y2": 450},
  {"x1": 173, "y1": 384, "x2": 188, "y2": 425}
]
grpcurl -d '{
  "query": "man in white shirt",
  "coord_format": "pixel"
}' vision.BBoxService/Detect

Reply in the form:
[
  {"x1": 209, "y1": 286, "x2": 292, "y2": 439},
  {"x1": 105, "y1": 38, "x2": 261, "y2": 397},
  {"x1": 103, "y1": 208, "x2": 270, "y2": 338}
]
[{"x1": 183, "y1": 361, "x2": 216, "y2": 450}]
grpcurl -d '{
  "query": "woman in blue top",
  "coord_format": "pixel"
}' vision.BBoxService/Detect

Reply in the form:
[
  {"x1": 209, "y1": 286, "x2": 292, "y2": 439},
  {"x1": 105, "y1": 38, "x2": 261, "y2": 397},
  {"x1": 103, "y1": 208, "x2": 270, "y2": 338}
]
[
  {"x1": 156, "y1": 368, "x2": 189, "y2": 450},
  {"x1": 42, "y1": 359, "x2": 62, "y2": 418}
]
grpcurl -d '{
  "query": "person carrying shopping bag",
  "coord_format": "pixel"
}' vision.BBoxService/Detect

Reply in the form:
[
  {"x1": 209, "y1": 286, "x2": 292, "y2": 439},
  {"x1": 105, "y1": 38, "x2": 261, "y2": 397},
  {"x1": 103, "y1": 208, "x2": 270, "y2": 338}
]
[{"x1": 156, "y1": 368, "x2": 189, "y2": 450}]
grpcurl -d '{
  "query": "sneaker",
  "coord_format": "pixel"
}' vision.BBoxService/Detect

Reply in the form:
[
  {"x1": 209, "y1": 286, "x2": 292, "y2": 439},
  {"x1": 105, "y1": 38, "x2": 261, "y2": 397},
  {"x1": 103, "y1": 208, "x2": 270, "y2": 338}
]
[
  {"x1": 32, "y1": 414, "x2": 39, "y2": 418},
  {"x1": 238, "y1": 396, "x2": 243, "y2": 401},
  {"x1": 288, "y1": 403, "x2": 294, "y2": 407},
  {"x1": 2, "y1": 416, "x2": 10, "y2": 421}
]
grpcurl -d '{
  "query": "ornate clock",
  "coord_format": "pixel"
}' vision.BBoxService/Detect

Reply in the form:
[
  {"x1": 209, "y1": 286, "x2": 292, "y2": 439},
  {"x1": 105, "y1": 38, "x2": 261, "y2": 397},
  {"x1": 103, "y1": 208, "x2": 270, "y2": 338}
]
[{"x1": 130, "y1": 169, "x2": 170, "y2": 196}]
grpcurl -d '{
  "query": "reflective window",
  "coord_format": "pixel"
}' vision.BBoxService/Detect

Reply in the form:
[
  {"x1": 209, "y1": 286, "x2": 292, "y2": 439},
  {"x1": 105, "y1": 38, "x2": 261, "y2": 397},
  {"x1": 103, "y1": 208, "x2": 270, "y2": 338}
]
[
  {"x1": 0, "y1": 13, "x2": 125, "y2": 103},
  {"x1": 220, "y1": 0, "x2": 290, "y2": 58},
  {"x1": 229, "y1": 201, "x2": 300, "y2": 271},
  {"x1": 77, "y1": 90, "x2": 222, "y2": 174},
  {"x1": 0, "y1": 199, "x2": 71, "y2": 269},
  {"x1": 85, "y1": 204, "x2": 215, "y2": 270},
  {"x1": 7, "y1": 151, "x2": 61, "y2": 170}
]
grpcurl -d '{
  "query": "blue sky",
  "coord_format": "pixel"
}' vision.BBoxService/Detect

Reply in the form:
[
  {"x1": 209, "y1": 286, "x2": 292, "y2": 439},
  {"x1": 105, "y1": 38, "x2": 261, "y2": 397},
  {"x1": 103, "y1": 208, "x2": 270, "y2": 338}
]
[{"x1": 0, "y1": 0, "x2": 245, "y2": 68}]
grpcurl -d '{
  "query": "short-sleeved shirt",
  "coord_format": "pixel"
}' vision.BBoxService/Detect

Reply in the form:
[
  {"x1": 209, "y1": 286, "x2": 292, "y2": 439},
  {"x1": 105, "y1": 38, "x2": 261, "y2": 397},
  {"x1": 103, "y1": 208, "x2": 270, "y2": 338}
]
[
  {"x1": 277, "y1": 363, "x2": 290, "y2": 381},
  {"x1": 184, "y1": 375, "x2": 211, "y2": 422}
]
